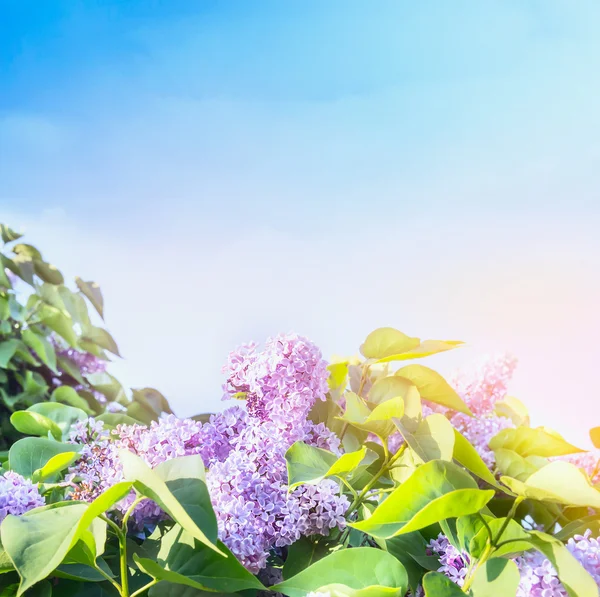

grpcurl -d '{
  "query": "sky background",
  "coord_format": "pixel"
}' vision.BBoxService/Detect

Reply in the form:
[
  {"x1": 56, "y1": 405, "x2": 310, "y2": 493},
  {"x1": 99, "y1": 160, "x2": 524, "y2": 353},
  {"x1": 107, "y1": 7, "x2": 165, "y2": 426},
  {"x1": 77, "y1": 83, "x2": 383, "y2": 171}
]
[{"x1": 1, "y1": 1, "x2": 599, "y2": 446}]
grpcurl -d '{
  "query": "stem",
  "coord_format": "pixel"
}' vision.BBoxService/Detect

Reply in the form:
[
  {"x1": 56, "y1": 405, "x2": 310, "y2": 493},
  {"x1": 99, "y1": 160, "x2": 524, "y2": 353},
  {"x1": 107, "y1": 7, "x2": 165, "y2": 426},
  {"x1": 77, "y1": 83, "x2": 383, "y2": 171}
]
[
  {"x1": 130, "y1": 579, "x2": 159, "y2": 597},
  {"x1": 493, "y1": 496, "x2": 524, "y2": 547},
  {"x1": 119, "y1": 497, "x2": 146, "y2": 597},
  {"x1": 462, "y1": 496, "x2": 524, "y2": 592},
  {"x1": 340, "y1": 477, "x2": 359, "y2": 501},
  {"x1": 93, "y1": 563, "x2": 122, "y2": 594},
  {"x1": 100, "y1": 514, "x2": 124, "y2": 538},
  {"x1": 357, "y1": 363, "x2": 371, "y2": 397},
  {"x1": 347, "y1": 444, "x2": 406, "y2": 513},
  {"x1": 477, "y1": 513, "x2": 493, "y2": 544},
  {"x1": 119, "y1": 531, "x2": 130, "y2": 597},
  {"x1": 462, "y1": 542, "x2": 492, "y2": 592}
]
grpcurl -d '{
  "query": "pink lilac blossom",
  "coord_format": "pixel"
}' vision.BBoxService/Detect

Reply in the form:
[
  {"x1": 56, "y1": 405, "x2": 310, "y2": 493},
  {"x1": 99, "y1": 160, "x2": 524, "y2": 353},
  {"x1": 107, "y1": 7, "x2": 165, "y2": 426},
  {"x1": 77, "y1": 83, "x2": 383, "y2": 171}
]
[
  {"x1": 0, "y1": 471, "x2": 45, "y2": 522},
  {"x1": 556, "y1": 451, "x2": 600, "y2": 484},
  {"x1": 449, "y1": 353, "x2": 517, "y2": 417},
  {"x1": 431, "y1": 353, "x2": 518, "y2": 470}
]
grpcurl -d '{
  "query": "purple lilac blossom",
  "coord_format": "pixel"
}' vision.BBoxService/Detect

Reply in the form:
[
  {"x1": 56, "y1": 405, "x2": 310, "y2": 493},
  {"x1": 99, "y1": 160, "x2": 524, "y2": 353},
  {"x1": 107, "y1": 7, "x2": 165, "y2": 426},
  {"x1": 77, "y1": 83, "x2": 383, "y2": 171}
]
[
  {"x1": 207, "y1": 419, "x2": 348, "y2": 573},
  {"x1": 69, "y1": 333, "x2": 348, "y2": 570},
  {"x1": 516, "y1": 530, "x2": 600, "y2": 596},
  {"x1": 67, "y1": 409, "x2": 249, "y2": 529},
  {"x1": 213, "y1": 334, "x2": 348, "y2": 572},
  {"x1": 427, "y1": 533, "x2": 470, "y2": 587},
  {"x1": 427, "y1": 531, "x2": 600, "y2": 595},
  {"x1": 0, "y1": 471, "x2": 45, "y2": 522},
  {"x1": 222, "y1": 333, "x2": 329, "y2": 429},
  {"x1": 54, "y1": 341, "x2": 108, "y2": 376}
]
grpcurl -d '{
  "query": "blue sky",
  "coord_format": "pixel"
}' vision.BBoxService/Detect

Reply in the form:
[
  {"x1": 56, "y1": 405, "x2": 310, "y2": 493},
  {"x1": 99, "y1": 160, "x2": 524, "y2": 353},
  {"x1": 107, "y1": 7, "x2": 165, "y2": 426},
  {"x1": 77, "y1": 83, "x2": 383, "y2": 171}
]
[{"x1": 1, "y1": 1, "x2": 600, "y2": 443}]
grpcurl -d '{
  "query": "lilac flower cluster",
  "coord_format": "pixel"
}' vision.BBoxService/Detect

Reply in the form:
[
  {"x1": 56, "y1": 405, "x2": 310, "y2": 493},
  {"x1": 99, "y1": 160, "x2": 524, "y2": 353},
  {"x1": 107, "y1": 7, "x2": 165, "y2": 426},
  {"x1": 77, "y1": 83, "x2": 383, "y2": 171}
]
[
  {"x1": 67, "y1": 409, "x2": 248, "y2": 529},
  {"x1": 427, "y1": 534, "x2": 471, "y2": 587},
  {"x1": 0, "y1": 471, "x2": 45, "y2": 522},
  {"x1": 427, "y1": 530, "x2": 600, "y2": 595},
  {"x1": 442, "y1": 354, "x2": 518, "y2": 469},
  {"x1": 556, "y1": 451, "x2": 600, "y2": 484},
  {"x1": 515, "y1": 530, "x2": 600, "y2": 596},
  {"x1": 222, "y1": 333, "x2": 329, "y2": 429},
  {"x1": 449, "y1": 353, "x2": 518, "y2": 416},
  {"x1": 54, "y1": 342, "x2": 107, "y2": 376},
  {"x1": 213, "y1": 334, "x2": 348, "y2": 572}
]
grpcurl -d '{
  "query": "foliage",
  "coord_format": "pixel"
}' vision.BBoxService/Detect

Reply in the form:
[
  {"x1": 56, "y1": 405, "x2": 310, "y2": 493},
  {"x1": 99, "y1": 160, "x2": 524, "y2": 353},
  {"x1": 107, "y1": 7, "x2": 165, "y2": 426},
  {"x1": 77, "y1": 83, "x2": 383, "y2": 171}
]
[
  {"x1": 1, "y1": 275, "x2": 600, "y2": 597},
  {"x1": 0, "y1": 223, "x2": 172, "y2": 452}
]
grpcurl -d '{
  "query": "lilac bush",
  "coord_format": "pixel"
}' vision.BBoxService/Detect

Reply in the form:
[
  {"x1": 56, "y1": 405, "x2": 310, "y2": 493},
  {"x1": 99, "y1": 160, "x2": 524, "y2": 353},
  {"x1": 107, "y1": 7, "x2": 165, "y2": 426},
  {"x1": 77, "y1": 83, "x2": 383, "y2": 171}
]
[{"x1": 2, "y1": 324, "x2": 600, "y2": 597}]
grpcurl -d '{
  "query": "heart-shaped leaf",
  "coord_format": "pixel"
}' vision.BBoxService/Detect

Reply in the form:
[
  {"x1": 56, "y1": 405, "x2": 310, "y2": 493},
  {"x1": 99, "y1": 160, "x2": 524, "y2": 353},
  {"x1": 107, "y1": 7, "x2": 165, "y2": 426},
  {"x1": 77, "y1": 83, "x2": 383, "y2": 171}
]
[
  {"x1": 351, "y1": 460, "x2": 494, "y2": 538},
  {"x1": 272, "y1": 547, "x2": 408, "y2": 597}
]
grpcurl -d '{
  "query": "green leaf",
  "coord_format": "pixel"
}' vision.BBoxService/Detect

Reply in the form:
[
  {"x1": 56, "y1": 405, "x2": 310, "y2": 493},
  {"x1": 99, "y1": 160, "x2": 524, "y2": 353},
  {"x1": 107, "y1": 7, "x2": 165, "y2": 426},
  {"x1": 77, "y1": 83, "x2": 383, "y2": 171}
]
[
  {"x1": 337, "y1": 392, "x2": 401, "y2": 440},
  {"x1": 38, "y1": 304, "x2": 77, "y2": 347},
  {"x1": 81, "y1": 326, "x2": 120, "y2": 358},
  {"x1": 155, "y1": 457, "x2": 218, "y2": 544},
  {"x1": 501, "y1": 461, "x2": 600, "y2": 508},
  {"x1": 21, "y1": 330, "x2": 57, "y2": 374},
  {"x1": 469, "y1": 517, "x2": 530, "y2": 558},
  {"x1": 286, "y1": 442, "x2": 368, "y2": 490},
  {"x1": 394, "y1": 414, "x2": 455, "y2": 464},
  {"x1": 119, "y1": 451, "x2": 222, "y2": 555},
  {"x1": 368, "y1": 376, "x2": 416, "y2": 406},
  {"x1": 28, "y1": 402, "x2": 88, "y2": 439},
  {"x1": 96, "y1": 413, "x2": 144, "y2": 429},
  {"x1": 351, "y1": 460, "x2": 494, "y2": 539},
  {"x1": 9, "y1": 411, "x2": 62, "y2": 441},
  {"x1": 591, "y1": 427, "x2": 600, "y2": 450},
  {"x1": 489, "y1": 427, "x2": 584, "y2": 458},
  {"x1": 282, "y1": 536, "x2": 338, "y2": 580},
  {"x1": 9, "y1": 437, "x2": 81, "y2": 477},
  {"x1": 422, "y1": 571, "x2": 464, "y2": 596},
  {"x1": 453, "y1": 429, "x2": 504, "y2": 489},
  {"x1": 360, "y1": 328, "x2": 421, "y2": 361},
  {"x1": 0, "y1": 225, "x2": 23, "y2": 243},
  {"x1": 385, "y1": 533, "x2": 434, "y2": 593},
  {"x1": 470, "y1": 558, "x2": 520, "y2": 597},
  {"x1": 386, "y1": 339, "x2": 464, "y2": 361},
  {"x1": 494, "y1": 396, "x2": 529, "y2": 427},
  {"x1": 494, "y1": 448, "x2": 546, "y2": 482},
  {"x1": 127, "y1": 387, "x2": 173, "y2": 423},
  {"x1": 88, "y1": 373, "x2": 127, "y2": 405},
  {"x1": 33, "y1": 260, "x2": 64, "y2": 285},
  {"x1": 50, "y1": 387, "x2": 92, "y2": 413},
  {"x1": 555, "y1": 515, "x2": 600, "y2": 541},
  {"x1": 0, "y1": 340, "x2": 20, "y2": 368},
  {"x1": 0, "y1": 503, "x2": 88, "y2": 595},
  {"x1": 272, "y1": 547, "x2": 408, "y2": 597},
  {"x1": 75, "y1": 278, "x2": 104, "y2": 319},
  {"x1": 328, "y1": 361, "x2": 349, "y2": 398},
  {"x1": 134, "y1": 525, "x2": 263, "y2": 594},
  {"x1": 12, "y1": 244, "x2": 42, "y2": 260},
  {"x1": 32, "y1": 451, "x2": 79, "y2": 483},
  {"x1": 395, "y1": 365, "x2": 472, "y2": 416},
  {"x1": 526, "y1": 530, "x2": 599, "y2": 597}
]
